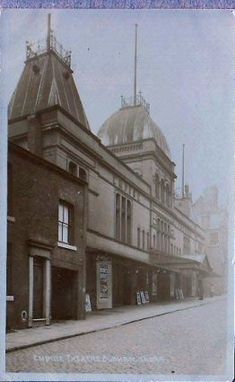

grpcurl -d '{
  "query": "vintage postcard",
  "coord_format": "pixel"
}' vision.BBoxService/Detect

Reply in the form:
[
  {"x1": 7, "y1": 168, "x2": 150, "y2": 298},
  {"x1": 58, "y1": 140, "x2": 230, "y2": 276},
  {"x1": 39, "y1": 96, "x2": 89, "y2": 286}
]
[{"x1": 0, "y1": 4, "x2": 234, "y2": 382}]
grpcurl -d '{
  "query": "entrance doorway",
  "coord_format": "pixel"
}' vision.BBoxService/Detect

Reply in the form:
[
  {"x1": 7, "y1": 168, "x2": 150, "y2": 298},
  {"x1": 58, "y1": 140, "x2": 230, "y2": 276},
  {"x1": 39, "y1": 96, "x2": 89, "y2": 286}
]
[
  {"x1": 51, "y1": 267, "x2": 77, "y2": 320},
  {"x1": 157, "y1": 273, "x2": 170, "y2": 300},
  {"x1": 33, "y1": 257, "x2": 44, "y2": 318}
]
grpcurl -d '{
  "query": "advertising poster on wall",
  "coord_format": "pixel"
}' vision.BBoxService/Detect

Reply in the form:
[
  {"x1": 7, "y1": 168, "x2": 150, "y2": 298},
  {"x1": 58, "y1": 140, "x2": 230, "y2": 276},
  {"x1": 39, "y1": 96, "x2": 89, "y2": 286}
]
[{"x1": 96, "y1": 259, "x2": 112, "y2": 309}]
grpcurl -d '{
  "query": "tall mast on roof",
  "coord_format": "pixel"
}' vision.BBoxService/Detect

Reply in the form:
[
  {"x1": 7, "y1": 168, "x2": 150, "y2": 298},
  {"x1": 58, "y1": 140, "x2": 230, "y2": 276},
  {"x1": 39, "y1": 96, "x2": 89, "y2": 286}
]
[
  {"x1": 133, "y1": 24, "x2": 138, "y2": 106},
  {"x1": 47, "y1": 13, "x2": 52, "y2": 51},
  {"x1": 182, "y1": 143, "x2": 185, "y2": 198}
]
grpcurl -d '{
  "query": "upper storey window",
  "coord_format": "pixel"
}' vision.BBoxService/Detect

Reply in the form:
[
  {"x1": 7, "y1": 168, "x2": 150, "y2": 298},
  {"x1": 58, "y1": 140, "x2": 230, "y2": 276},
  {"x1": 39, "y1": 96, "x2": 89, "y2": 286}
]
[
  {"x1": 68, "y1": 161, "x2": 77, "y2": 176},
  {"x1": 115, "y1": 193, "x2": 132, "y2": 245},
  {"x1": 155, "y1": 174, "x2": 160, "y2": 199},
  {"x1": 156, "y1": 177, "x2": 172, "y2": 208},
  {"x1": 160, "y1": 180, "x2": 165, "y2": 204},
  {"x1": 183, "y1": 236, "x2": 191, "y2": 255},
  {"x1": 58, "y1": 201, "x2": 73, "y2": 245},
  {"x1": 79, "y1": 167, "x2": 87, "y2": 182}
]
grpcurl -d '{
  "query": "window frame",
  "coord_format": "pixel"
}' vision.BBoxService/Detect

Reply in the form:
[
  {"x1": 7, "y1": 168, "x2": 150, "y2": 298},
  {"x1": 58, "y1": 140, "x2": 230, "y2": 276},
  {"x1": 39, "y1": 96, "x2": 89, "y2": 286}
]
[
  {"x1": 58, "y1": 201, "x2": 73, "y2": 245},
  {"x1": 115, "y1": 192, "x2": 132, "y2": 245}
]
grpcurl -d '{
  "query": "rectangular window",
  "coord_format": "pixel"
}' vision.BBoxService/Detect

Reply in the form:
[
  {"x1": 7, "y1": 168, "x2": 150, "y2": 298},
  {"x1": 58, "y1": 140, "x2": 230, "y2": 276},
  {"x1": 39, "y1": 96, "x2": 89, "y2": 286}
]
[
  {"x1": 121, "y1": 196, "x2": 126, "y2": 242},
  {"x1": 58, "y1": 202, "x2": 73, "y2": 244},
  {"x1": 115, "y1": 193, "x2": 132, "y2": 245},
  {"x1": 157, "y1": 231, "x2": 161, "y2": 250},
  {"x1": 127, "y1": 200, "x2": 131, "y2": 244},
  {"x1": 147, "y1": 232, "x2": 150, "y2": 250},
  {"x1": 153, "y1": 234, "x2": 156, "y2": 249},
  {"x1": 142, "y1": 230, "x2": 145, "y2": 249},
  {"x1": 115, "y1": 194, "x2": 120, "y2": 240},
  {"x1": 137, "y1": 227, "x2": 141, "y2": 248}
]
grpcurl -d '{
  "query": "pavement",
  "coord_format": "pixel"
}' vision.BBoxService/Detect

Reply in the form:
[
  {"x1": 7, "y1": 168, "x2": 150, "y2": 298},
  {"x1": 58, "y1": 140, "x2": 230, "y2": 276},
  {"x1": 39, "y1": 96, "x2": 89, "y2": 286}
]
[{"x1": 6, "y1": 295, "x2": 223, "y2": 353}]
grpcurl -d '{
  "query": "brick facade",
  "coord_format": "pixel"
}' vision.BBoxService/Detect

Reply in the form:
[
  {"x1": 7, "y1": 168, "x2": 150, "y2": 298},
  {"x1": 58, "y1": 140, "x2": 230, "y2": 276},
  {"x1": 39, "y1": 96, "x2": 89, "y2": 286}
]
[{"x1": 7, "y1": 143, "x2": 87, "y2": 330}]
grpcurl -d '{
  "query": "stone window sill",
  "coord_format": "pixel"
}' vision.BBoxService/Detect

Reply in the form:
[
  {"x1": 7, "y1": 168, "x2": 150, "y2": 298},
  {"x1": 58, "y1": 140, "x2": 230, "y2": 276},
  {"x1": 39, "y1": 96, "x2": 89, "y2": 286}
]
[
  {"x1": 7, "y1": 216, "x2": 16, "y2": 223},
  {"x1": 57, "y1": 242, "x2": 77, "y2": 251},
  {"x1": 6, "y1": 295, "x2": 15, "y2": 302}
]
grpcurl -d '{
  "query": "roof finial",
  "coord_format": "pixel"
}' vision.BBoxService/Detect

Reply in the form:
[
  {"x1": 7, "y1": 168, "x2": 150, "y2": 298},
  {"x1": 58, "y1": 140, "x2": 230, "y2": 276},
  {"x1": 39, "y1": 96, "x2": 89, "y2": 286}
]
[
  {"x1": 133, "y1": 24, "x2": 138, "y2": 106},
  {"x1": 47, "y1": 13, "x2": 52, "y2": 51}
]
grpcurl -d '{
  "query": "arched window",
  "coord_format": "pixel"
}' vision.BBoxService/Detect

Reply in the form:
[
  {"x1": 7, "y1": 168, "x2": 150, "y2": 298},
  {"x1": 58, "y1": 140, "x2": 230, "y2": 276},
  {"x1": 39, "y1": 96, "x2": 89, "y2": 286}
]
[
  {"x1": 166, "y1": 183, "x2": 169, "y2": 207},
  {"x1": 68, "y1": 161, "x2": 77, "y2": 176},
  {"x1": 79, "y1": 167, "x2": 87, "y2": 181},
  {"x1": 161, "y1": 233, "x2": 164, "y2": 252},
  {"x1": 157, "y1": 218, "x2": 160, "y2": 231},
  {"x1": 155, "y1": 174, "x2": 160, "y2": 199},
  {"x1": 153, "y1": 234, "x2": 156, "y2": 249},
  {"x1": 167, "y1": 225, "x2": 170, "y2": 253},
  {"x1": 161, "y1": 180, "x2": 165, "y2": 204}
]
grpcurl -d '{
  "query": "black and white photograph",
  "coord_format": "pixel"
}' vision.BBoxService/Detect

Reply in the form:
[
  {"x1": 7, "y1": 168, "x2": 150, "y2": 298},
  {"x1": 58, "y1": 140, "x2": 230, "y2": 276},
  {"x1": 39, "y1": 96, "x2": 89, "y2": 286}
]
[{"x1": 0, "y1": 6, "x2": 234, "y2": 381}]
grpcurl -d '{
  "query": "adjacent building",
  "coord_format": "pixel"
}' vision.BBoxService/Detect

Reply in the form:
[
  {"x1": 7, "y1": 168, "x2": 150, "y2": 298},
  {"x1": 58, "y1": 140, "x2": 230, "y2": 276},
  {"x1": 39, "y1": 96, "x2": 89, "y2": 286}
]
[
  {"x1": 193, "y1": 186, "x2": 228, "y2": 296},
  {"x1": 7, "y1": 142, "x2": 87, "y2": 330}
]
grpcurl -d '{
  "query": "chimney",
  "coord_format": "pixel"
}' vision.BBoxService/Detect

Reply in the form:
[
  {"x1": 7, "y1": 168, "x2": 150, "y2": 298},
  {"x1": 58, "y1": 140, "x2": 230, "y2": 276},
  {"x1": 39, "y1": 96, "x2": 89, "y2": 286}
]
[{"x1": 27, "y1": 114, "x2": 42, "y2": 156}]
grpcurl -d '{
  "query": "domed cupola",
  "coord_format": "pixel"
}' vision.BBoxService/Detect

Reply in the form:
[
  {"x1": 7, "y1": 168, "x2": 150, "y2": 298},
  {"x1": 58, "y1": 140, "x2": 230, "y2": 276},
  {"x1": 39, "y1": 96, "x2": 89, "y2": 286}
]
[{"x1": 98, "y1": 92, "x2": 171, "y2": 159}]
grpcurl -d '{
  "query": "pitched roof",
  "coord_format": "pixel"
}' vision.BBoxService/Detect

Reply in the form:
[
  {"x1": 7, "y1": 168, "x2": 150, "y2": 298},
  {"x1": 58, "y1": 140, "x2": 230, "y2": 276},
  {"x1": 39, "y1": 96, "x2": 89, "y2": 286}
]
[{"x1": 8, "y1": 50, "x2": 90, "y2": 130}]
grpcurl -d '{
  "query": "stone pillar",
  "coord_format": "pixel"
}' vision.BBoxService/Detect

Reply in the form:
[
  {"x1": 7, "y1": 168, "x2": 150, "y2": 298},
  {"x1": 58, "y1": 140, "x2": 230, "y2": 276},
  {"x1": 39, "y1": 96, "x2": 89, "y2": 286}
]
[
  {"x1": 43, "y1": 259, "x2": 51, "y2": 325},
  {"x1": 130, "y1": 267, "x2": 138, "y2": 305},
  {"x1": 28, "y1": 256, "x2": 34, "y2": 327},
  {"x1": 75, "y1": 269, "x2": 86, "y2": 320}
]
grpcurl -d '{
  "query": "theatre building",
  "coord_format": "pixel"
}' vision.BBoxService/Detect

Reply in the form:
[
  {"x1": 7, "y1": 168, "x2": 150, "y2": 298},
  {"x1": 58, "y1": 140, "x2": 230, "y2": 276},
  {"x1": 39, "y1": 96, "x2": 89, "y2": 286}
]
[{"x1": 7, "y1": 16, "x2": 214, "y2": 329}]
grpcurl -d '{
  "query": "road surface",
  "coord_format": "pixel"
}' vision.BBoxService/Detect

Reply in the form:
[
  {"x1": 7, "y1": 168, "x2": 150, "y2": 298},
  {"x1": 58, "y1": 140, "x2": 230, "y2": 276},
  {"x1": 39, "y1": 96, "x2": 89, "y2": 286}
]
[{"x1": 6, "y1": 298, "x2": 229, "y2": 376}]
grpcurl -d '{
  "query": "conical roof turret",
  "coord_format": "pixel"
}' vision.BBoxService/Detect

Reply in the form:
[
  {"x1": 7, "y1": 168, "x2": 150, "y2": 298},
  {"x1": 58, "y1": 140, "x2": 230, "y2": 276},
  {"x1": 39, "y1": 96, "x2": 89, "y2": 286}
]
[{"x1": 8, "y1": 14, "x2": 90, "y2": 130}]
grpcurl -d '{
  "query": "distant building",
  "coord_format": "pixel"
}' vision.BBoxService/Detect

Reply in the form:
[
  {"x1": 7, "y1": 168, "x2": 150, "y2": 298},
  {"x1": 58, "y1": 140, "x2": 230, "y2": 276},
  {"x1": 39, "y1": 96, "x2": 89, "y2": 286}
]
[
  {"x1": 192, "y1": 186, "x2": 228, "y2": 295},
  {"x1": 7, "y1": 15, "x2": 214, "y2": 330}
]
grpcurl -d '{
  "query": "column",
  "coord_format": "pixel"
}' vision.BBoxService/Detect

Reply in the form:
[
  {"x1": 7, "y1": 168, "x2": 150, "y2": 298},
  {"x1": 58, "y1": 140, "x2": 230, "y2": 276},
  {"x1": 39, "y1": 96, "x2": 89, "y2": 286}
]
[
  {"x1": 76, "y1": 267, "x2": 86, "y2": 319},
  {"x1": 28, "y1": 256, "x2": 34, "y2": 327},
  {"x1": 43, "y1": 259, "x2": 51, "y2": 325}
]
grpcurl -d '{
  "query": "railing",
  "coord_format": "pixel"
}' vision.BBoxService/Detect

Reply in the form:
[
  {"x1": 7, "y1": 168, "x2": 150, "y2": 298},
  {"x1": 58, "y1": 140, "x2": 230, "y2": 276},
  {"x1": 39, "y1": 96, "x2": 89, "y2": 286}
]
[
  {"x1": 26, "y1": 32, "x2": 71, "y2": 68},
  {"x1": 120, "y1": 92, "x2": 150, "y2": 114}
]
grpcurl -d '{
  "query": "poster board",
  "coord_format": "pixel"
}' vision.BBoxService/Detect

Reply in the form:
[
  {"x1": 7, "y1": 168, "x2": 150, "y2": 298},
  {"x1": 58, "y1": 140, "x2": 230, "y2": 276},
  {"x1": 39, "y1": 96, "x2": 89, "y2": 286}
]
[
  {"x1": 144, "y1": 291, "x2": 150, "y2": 303},
  {"x1": 136, "y1": 292, "x2": 142, "y2": 305},
  {"x1": 140, "y1": 291, "x2": 146, "y2": 304},
  {"x1": 96, "y1": 259, "x2": 112, "y2": 309},
  {"x1": 85, "y1": 293, "x2": 92, "y2": 312}
]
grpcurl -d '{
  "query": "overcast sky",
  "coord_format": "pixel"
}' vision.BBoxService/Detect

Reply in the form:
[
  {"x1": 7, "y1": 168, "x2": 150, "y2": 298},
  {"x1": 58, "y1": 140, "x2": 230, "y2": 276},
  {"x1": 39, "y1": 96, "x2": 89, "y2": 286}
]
[{"x1": 2, "y1": 9, "x2": 235, "y2": 204}]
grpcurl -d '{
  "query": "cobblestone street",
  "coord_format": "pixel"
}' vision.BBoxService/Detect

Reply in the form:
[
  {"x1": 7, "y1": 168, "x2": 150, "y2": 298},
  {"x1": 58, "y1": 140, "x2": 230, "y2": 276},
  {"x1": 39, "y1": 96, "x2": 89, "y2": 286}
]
[{"x1": 6, "y1": 298, "x2": 229, "y2": 375}]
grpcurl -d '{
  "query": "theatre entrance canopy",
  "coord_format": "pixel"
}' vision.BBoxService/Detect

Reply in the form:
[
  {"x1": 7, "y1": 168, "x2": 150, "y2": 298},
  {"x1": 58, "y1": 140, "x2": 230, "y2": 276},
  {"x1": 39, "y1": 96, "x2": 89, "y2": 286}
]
[{"x1": 149, "y1": 251, "x2": 219, "y2": 278}]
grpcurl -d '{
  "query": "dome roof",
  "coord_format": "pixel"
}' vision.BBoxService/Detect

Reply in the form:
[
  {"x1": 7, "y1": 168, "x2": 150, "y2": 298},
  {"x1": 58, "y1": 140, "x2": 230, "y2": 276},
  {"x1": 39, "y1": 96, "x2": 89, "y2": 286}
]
[{"x1": 98, "y1": 103, "x2": 171, "y2": 158}]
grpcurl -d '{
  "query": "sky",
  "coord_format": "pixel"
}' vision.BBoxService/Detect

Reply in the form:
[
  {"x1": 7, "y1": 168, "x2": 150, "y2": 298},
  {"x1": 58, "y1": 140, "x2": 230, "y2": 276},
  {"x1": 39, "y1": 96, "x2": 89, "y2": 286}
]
[{"x1": 2, "y1": 8, "x2": 235, "y2": 204}]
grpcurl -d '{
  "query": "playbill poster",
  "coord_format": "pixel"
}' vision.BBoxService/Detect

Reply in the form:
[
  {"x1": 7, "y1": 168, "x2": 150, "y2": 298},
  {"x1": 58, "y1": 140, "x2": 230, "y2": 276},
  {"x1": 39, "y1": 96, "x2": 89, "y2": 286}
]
[{"x1": 0, "y1": 1, "x2": 235, "y2": 381}]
